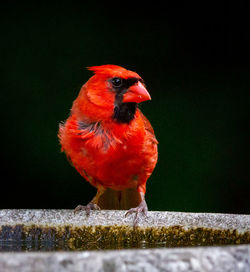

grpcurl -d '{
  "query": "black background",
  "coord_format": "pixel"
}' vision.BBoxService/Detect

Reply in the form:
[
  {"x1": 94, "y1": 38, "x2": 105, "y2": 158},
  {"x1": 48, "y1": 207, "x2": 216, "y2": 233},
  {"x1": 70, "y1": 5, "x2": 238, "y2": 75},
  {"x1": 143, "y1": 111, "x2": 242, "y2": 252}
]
[{"x1": 1, "y1": 2, "x2": 249, "y2": 213}]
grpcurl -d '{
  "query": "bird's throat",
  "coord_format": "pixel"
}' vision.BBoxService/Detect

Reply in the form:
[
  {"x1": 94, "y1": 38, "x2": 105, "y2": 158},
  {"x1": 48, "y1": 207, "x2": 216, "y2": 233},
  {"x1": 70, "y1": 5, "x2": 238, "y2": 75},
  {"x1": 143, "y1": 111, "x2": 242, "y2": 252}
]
[{"x1": 113, "y1": 102, "x2": 137, "y2": 124}]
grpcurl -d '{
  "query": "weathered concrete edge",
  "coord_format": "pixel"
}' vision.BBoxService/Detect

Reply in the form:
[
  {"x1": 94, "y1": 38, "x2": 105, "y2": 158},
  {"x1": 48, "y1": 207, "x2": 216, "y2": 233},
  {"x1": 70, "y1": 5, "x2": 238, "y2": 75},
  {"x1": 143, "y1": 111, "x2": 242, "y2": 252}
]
[
  {"x1": 0, "y1": 245, "x2": 249, "y2": 272},
  {"x1": 0, "y1": 209, "x2": 249, "y2": 232}
]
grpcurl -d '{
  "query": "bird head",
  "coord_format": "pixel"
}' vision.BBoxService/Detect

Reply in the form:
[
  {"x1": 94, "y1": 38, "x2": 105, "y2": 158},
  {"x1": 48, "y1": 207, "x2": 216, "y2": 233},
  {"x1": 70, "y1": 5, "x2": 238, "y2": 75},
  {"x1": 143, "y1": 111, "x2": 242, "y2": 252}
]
[{"x1": 72, "y1": 65, "x2": 151, "y2": 123}]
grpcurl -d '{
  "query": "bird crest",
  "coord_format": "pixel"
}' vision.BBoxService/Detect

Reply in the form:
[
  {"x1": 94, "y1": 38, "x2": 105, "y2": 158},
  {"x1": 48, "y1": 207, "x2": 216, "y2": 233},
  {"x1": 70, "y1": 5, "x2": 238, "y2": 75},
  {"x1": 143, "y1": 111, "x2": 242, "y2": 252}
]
[{"x1": 87, "y1": 64, "x2": 140, "y2": 79}]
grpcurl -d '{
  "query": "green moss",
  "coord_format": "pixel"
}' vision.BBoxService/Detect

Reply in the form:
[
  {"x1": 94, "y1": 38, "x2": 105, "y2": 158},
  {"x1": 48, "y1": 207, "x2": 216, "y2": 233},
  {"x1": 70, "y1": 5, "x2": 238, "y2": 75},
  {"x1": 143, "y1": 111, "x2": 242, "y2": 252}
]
[{"x1": 0, "y1": 224, "x2": 249, "y2": 251}]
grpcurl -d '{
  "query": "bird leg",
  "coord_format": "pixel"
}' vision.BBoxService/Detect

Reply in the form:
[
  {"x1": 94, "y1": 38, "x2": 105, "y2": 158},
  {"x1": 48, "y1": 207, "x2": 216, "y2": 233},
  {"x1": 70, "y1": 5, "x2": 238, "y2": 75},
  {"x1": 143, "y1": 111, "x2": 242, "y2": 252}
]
[
  {"x1": 74, "y1": 186, "x2": 105, "y2": 216},
  {"x1": 125, "y1": 191, "x2": 148, "y2": 226}
]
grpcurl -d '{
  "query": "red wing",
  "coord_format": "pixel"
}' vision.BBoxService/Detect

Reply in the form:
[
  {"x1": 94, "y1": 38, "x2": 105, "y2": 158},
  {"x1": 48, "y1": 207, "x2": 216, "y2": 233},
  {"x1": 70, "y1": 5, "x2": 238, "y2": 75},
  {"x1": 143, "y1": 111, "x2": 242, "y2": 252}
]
[{"x1": 139, "y1": 109, "x2": 158, "y2": 144}]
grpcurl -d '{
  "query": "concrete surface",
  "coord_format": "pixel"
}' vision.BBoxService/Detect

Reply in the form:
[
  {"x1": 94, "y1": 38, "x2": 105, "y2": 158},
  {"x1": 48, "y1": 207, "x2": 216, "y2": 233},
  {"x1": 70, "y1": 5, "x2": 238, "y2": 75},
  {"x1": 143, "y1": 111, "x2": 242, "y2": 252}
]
[
  {"x1": 0, "y1": 245, "x2": 249, "y2": 272},
  {"x1": 0, "y1": 209, "x2": 249, "y2": 271},
  {"x1": 0, "y1": 209, "x2": 249, "y2": 230}
]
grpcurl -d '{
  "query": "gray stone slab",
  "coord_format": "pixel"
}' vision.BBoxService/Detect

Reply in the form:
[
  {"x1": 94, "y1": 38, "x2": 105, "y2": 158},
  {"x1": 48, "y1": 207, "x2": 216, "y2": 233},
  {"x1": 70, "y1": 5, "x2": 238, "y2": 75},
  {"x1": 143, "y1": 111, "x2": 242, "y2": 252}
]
[
  {"x1": 0, "y1": 245, "x2": 249, "y2": 272},
  {"x1": 0, "y1": 210, "x2": 249, "y2": 271},
  {"x1": 0, "y1": 209, "x2": 249, "y2": 231}
]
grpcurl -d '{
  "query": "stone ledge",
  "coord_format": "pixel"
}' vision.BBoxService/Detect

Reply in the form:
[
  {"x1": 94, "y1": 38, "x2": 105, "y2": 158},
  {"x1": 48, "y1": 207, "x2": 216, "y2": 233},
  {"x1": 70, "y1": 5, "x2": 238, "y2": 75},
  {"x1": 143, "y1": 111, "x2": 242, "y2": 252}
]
[
  {"x1": 0, "y1": 210, "x2": 249, "y2": 271},
  {"x1": 0, "y1": 245, "x2": 249, "y2": 272},
  {"x1": 0, "y1": 209, "x2": 249, "y2": 231}
]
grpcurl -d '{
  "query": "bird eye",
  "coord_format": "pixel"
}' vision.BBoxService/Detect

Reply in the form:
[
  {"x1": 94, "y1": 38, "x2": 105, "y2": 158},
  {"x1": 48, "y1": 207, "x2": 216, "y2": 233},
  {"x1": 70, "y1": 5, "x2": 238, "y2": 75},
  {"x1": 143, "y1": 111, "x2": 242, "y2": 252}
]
[{"x1": 111, "y1": 77, "x2": 123, "y2": 87}]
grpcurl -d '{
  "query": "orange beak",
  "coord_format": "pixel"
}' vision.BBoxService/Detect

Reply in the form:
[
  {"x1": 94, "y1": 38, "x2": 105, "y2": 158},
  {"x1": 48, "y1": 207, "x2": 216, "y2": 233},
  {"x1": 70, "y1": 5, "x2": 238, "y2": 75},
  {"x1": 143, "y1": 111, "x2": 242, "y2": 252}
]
[{"x1": 122, "y1": 81, "x2": 151, "y2": 103}]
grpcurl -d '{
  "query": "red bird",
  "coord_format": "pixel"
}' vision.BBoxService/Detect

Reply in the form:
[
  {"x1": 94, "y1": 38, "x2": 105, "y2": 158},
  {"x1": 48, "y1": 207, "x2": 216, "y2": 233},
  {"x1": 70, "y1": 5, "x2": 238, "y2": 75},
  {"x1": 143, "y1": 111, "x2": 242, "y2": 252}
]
[{"x1": 58, "y1": 65, "x2": 158, "y2": 224}]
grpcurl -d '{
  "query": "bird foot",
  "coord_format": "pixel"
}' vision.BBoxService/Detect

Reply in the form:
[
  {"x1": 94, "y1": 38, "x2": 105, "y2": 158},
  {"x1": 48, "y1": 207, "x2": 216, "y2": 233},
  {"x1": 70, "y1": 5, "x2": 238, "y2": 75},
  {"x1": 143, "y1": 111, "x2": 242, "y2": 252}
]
[
  {"x1": 74, "y1": 202, "x2": 101, "y2": 216},
  {"x1": 125, "y1": 200, "x2": 148, "y2": 226}
]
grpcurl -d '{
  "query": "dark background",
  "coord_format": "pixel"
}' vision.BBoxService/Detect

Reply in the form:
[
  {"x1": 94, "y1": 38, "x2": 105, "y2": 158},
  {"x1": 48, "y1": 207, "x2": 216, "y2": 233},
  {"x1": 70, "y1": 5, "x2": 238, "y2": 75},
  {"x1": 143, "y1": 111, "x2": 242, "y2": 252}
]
[{"x1": 1, "y1": 2, "x2": 249, "y2": 213}]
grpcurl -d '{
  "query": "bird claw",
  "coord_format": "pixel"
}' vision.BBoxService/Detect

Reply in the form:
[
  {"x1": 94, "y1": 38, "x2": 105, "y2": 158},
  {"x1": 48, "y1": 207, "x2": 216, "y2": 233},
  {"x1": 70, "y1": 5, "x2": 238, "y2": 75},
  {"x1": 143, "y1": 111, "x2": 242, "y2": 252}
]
[
  {"x1": 125, "y1": 200, "x2": 148, "y2": 226},
  {"x1": 74, "y1": 202, "x2": 100, "y2": 216}
]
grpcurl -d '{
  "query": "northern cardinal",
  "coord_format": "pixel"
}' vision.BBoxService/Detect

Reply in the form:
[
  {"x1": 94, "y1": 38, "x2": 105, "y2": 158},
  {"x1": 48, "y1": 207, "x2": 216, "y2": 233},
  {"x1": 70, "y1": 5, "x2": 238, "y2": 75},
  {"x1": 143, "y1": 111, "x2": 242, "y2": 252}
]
[{"x1": 58, "y1": 65, "x2": 158, "y2": 225}]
